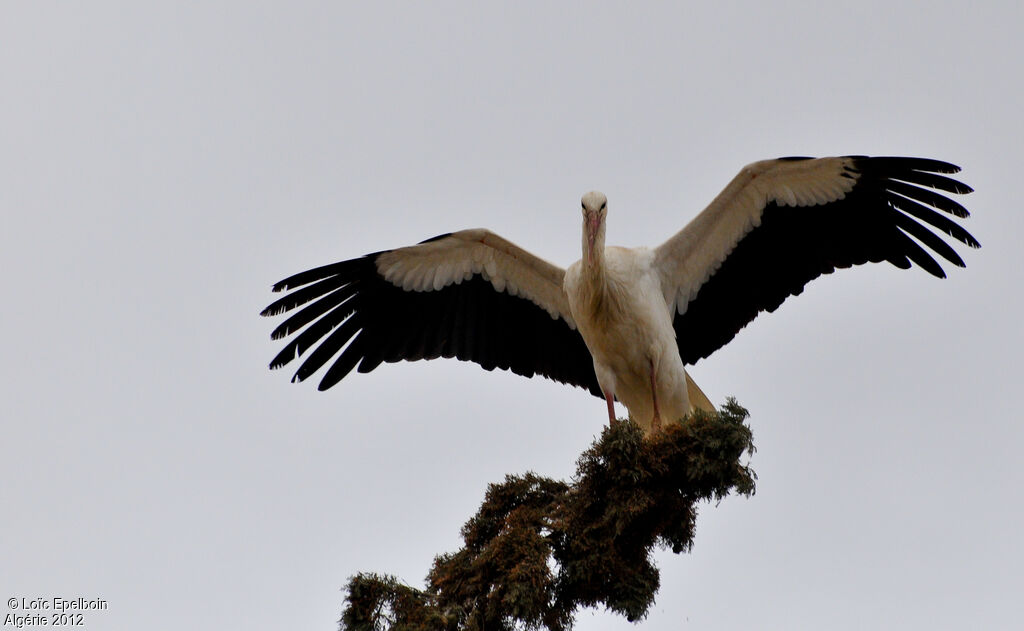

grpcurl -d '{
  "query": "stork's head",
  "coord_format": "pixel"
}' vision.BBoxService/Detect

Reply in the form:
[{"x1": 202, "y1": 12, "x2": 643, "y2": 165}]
[
  {"x1": 581, "y1": 191, "x2": 608, "y2": 262},
  {"x1": 581, "y1": 191, "x2": 608, "y2": 216}
]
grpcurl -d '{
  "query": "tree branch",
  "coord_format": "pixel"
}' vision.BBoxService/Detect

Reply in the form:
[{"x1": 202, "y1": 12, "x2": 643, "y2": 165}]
[{"x1": 341, "y1": 399, "x2": 756, "y2": 631}]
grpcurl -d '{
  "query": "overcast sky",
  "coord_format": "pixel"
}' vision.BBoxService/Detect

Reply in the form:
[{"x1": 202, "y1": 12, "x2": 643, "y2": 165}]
[{"x1": 3, "y1": 2, "x2": 1022, "y2": 630}]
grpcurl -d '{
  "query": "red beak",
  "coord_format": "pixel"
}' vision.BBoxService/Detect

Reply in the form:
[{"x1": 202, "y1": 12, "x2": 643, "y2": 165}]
[{"x1": 587, "y1": 215, "x2": 599, "y2": 259}]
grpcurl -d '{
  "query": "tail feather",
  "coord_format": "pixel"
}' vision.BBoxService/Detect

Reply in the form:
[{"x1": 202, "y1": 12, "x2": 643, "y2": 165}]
[{"x1": 685, "y1": 372, "x2": 716, "y2": 414}]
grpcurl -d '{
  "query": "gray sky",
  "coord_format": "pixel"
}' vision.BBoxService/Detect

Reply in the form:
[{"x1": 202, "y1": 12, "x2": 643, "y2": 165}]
[{"x1": 2, "y1": 2, "x2": 1021, "y2": 630}]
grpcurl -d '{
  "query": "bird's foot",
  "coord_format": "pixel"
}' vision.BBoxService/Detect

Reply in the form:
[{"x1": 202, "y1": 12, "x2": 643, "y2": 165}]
[{"x1": 651, "y1": 413, "x2": 663, "y2": 434}]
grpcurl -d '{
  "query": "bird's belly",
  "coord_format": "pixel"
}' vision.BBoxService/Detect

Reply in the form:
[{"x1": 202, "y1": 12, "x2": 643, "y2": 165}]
[
  {"x1": 576, "y1": 293, "x2": 690, "y2": 428},
  {"x1": 599, "y1": 339, "x2": 689, "y2": 424},
  {"x1": 584, "y1": 317, "x2": 660, "y2": 376}
]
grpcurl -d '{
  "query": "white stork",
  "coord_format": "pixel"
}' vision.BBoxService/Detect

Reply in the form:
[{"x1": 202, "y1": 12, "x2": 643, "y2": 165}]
[{"x1": 261, "y1": 156, "x2": 977, "y2": 434}]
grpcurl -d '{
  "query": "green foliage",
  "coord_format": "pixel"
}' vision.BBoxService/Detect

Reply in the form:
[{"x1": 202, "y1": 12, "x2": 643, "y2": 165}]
[{"x1": 341, "y1": 399, "x2": 756, "y2": 631}]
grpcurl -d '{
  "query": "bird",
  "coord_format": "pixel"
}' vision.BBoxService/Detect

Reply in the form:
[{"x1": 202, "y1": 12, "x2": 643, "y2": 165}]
[{"x1": 261, "y1": 156, "x2": 978, "y2": 434}]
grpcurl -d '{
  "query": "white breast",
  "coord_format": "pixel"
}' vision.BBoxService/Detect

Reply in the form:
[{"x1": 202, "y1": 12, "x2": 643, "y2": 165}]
[{"x1": 565, "y1": 247, "x2": 691, "y2": 431}]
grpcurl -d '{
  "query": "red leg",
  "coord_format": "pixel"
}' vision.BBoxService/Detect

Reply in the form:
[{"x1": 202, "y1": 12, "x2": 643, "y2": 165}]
[
  {"x1": 605, "y1": 391, "x2": 617, "y2": 427},
  {"x1": 649, "y1": 360, "x2": 662, "y2": 433}
]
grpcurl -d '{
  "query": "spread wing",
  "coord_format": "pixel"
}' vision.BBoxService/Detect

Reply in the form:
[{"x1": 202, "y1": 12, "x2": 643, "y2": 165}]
[
  {"x1": 261, "y1": 229, "x2": 603, "y2": 395},
  {"x1": 653, "y1": 156, "x2": 979, "y2": 364}
]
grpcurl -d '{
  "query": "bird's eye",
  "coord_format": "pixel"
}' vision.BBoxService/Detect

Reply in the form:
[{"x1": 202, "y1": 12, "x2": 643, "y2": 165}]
[
  {"x1": 582, "y1": 202, "x2": 586, "y2": 210},
  {"x1": 600, "y1": 201, "x2": 606, "y2": 211}
]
